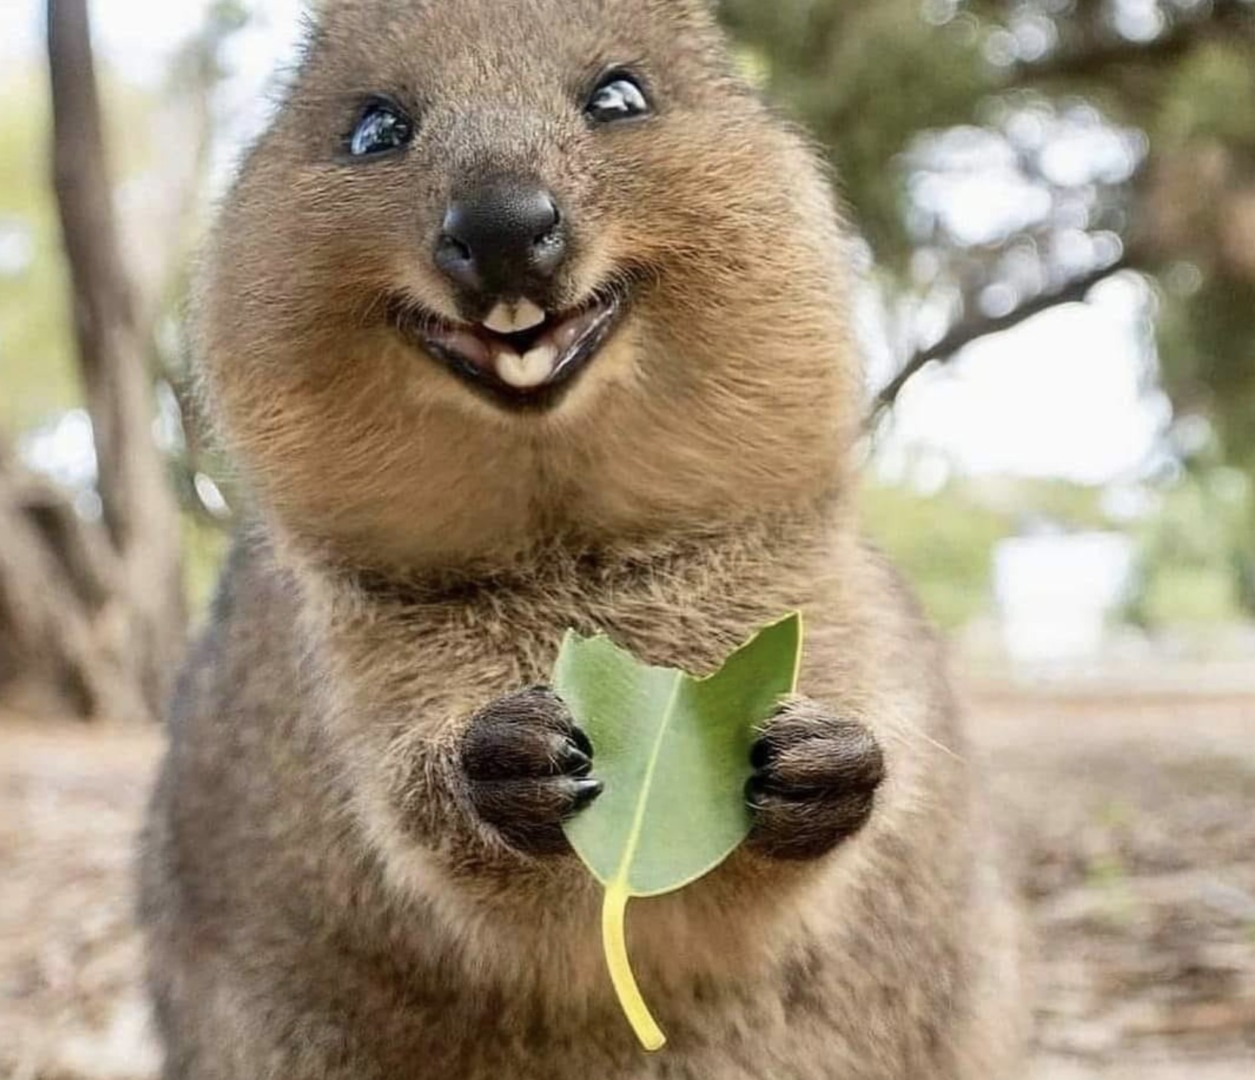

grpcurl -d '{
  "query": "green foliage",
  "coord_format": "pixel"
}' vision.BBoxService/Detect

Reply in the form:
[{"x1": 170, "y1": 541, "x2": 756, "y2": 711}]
[
  {"x1": 1158, "y1": 274, "x2": 1255, "y2": 478},
  {"x1": 1125, "y1": 467, "x2": 1253, "y2": 626},
  {"x1": 0, "y1": 68, "x2": 77, "y2": 431},
  {"x1": 1136, "y1": 565, "x2": 1242, "y2": 626},
  {"x1": 556, "y1": 615, "x2": 802, "y2": 1050},
  {"x1": 862, "y1": 482, "x2": 1011, "y2": 629},
  {"x1": 1155, "y1": 43, "x2": 1255, "y2": 149},
  {"x1": 1006, "y1": 479, "x2": 1113, "y2": 530},
  {"x1": 722, "y1": 0, "x2": 990, "y2": 266}
]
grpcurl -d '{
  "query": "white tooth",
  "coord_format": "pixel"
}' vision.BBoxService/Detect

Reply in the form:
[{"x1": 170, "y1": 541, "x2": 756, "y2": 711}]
[
  {"x1": 515, "y1": 298, "x2": 547, "y2": 331},
  {"x1": 496, "y1": 343, "x2": 557, "y2": 389},
  {"x1": 483, "y1": 299, "x2": 547, "y2": 335}
]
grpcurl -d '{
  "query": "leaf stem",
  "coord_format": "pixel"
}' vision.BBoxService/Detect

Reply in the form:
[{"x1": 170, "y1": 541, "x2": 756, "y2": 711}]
[{"x1": 601, "y1": 882, "x2": 666, "y2": 1051}]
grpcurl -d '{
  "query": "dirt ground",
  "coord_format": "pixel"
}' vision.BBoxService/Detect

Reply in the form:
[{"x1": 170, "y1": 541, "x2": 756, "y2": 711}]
[{"x1": 2, "y1": 685, "x2": 1253, "y2": 1078}]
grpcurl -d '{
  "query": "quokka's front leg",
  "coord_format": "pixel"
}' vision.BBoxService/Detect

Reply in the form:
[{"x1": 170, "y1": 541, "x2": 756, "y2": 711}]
[{"x1": 747, "y1": 696, "x2": 885, "y2": 860}]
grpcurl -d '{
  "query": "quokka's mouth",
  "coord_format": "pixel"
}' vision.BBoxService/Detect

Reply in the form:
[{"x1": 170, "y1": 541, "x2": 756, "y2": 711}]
[{"x1": 391, "y1": 290, "x2": 629, "y2": 410}]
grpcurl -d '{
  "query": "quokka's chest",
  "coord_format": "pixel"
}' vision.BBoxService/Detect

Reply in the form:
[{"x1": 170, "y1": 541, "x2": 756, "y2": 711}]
[{"x1": 377, "y1": 561, "x2": 804, "y2": 694}]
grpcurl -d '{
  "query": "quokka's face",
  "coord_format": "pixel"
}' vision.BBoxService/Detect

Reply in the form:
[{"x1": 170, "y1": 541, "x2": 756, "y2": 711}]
[{"x1": 239, "y1": 0, "x2": 784, "y2": 417}]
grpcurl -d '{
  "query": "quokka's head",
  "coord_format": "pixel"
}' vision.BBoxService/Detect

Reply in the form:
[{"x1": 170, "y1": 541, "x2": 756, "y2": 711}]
[{"x1": 199, "y1": 0, "x2": 863, "y2": 565}]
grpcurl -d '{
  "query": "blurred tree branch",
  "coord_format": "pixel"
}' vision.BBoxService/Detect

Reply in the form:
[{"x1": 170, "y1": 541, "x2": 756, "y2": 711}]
[
  {"x1": 873, "y1": 254, "x2": 1135, "y2": 416},
  {"x1": 0, "y1": 432, "x2": 146, "y2": 720},
  {"x1": 1011, "y1": 1, "x2": 1255, "y2": 85}
]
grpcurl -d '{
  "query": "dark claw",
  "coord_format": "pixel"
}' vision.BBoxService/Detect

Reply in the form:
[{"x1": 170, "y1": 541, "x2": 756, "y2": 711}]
[
  {"x1": 570, "y1": 725, "x2": 594, "y2": 758},
  {"x1": 745, "y1": 763, "x2": 799, "y2": 799},
  {"x1": 558, "y1": 742, "x2": 593, "y2": 777},
  {"x1": 750, "y1": 736, "x2": 774, "y2": 771},
  {"x1": 567, "y1": 777, "x2": 604, "y2": 813}
]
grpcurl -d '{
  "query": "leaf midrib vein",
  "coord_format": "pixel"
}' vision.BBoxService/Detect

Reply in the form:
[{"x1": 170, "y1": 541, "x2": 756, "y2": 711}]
[{"x1": 611, "y1": 671, "x2": 684, "y2": 891}]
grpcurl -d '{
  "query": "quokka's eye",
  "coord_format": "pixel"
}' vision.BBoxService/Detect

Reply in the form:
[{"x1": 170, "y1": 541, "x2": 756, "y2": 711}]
[
  {"x1": 348, "y1": 98, "x2": 415, "y2": 158},
  {"x1": 584, "y1": 71, "x2": 651, "y2": 124}
]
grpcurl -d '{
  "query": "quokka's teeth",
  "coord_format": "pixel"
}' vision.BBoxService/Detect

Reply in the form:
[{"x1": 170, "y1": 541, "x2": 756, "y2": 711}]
[
  {"x1": 495, "y1": 343, "x2": 558, "y2": 389},
  {"x1": 483, "y1": 299, "x2": 547, "y2": 335}
]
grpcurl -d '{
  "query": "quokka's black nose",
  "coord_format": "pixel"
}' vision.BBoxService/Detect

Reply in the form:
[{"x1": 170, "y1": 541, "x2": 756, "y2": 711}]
[{"x1": 434, "y1": 180, "x2": 567, "y2": 300}]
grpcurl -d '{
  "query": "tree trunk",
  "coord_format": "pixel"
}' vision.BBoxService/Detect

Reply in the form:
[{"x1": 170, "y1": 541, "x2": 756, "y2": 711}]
[
  {"x1": 0, "y1": 436, "x2": 148, "y2": 720},
  {"x1": 41, "y1": 0, "x2": 186, "y2": 719}
]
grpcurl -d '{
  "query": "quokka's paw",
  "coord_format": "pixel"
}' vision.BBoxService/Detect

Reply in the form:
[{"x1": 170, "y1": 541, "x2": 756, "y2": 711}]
[
  {"x1": 746, "y1": 697, "x2": 885, "y2": 861},
  {"x1": 460, "y1": 686, "x2": 602, "y2": 855}
]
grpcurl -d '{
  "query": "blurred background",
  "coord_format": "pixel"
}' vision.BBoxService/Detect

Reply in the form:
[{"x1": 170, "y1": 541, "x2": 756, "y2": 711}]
[{"x1": 1, "y1": 1, "x2": 1253, "y2": 1077}]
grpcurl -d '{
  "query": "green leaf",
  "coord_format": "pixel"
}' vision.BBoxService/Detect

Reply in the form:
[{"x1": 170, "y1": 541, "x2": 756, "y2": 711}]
[{"x1": 554, "y1": 613, "x2": 803, "y2": 1051}]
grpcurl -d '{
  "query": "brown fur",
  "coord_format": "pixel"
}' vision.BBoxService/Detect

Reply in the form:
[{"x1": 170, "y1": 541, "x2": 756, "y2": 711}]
[{"x1": 140, "y1": 1, "x2": 1025, "y2": 1076}]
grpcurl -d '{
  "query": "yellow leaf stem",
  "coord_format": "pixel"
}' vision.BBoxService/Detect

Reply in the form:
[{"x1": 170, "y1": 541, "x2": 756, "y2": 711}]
[{"x1": 601, "y1": 881, "x2": 666, "y2": 1051}]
